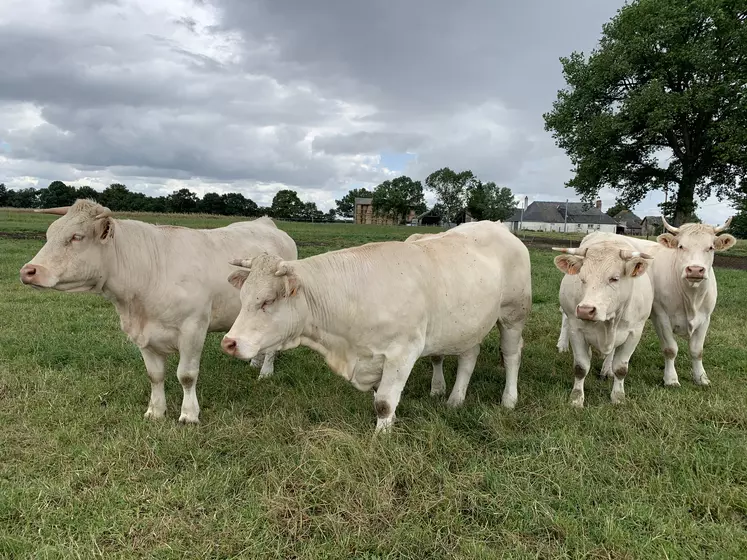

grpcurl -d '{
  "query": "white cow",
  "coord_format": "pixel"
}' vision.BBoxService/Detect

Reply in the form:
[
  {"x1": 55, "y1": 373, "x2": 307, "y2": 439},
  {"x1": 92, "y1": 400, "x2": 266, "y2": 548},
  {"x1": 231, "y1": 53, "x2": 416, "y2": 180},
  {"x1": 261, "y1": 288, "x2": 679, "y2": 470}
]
[
  {"x1": 553, "y1": 233, "x2": 654, "y2": 407},
  {"x1": 221, "y1": 220, "x2": 532, "y2": 432},
  {"x1": 19, "y1": 199, "x2": 297, "y2": 423},
  {"x1": 616, "y1": 216, "x2": 736, "y2": 387}
]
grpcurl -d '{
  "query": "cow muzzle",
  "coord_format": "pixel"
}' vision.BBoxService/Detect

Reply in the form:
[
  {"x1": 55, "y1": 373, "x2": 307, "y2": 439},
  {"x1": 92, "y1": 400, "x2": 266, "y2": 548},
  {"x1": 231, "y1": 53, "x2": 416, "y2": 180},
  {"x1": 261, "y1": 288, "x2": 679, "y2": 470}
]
[
  {"x1": 576, "y1": 304, "x2": 604, "y2": 322},
  {"x1": 685, "y1": 265, "x2": 707, "y2": 280},
  {"x1": 20, "y1": 263, "x2": 55, "y2": 287},
  {"x1": 221, "y1": 335, "x2": 258, "y2": 361}
]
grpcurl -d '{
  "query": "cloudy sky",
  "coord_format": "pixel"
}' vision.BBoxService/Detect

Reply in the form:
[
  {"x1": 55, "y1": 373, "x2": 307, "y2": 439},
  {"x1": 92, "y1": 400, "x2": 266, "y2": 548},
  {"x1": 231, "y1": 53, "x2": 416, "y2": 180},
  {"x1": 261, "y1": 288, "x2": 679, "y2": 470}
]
[{"x1": 0, "y1": 0, "x2": 735, "y2": 223}]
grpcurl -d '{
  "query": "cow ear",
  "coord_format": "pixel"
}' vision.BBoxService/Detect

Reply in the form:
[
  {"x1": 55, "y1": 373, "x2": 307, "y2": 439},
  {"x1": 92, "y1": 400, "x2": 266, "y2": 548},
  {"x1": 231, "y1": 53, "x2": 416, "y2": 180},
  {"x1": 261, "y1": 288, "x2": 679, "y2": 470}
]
[
  {"x1": 714, "y1": 233, "x2": 737, "y2": 252},
  {"x1": 554, "y1": 255, "x2": 583, "y2": 275},
  {"x1": 96, "y1": 217, "x2": 114, "y2": 244},
  {"x1": 625, "y1": 257, "x2": 649, "y2": 278},
  {"x1": 284, "y1": 275, "x2": 300, "y2": 298},
  {"x1": 228, "y1": 270, "x2": 249, "y2": 289},
  {"x1": 656, "y1": 233, "x2": 677, "y2": 248}
]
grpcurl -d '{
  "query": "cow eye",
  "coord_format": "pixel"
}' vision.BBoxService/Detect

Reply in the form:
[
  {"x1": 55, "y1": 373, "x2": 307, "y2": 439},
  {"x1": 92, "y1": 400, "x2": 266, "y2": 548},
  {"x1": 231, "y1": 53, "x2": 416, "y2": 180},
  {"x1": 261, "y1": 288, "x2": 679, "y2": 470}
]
[
  {"x1": 610, "y1": 276, "x2": 620, "y2": 283},
  {"x1": 709, "y1": 246, "x2": 714, "y2": 251},
  {"x1": 261, "y1": 298, "x2": 275, "y2": 311},
  {"x1": 71, "y1": 234, "x2": 84, "y2": 242}
]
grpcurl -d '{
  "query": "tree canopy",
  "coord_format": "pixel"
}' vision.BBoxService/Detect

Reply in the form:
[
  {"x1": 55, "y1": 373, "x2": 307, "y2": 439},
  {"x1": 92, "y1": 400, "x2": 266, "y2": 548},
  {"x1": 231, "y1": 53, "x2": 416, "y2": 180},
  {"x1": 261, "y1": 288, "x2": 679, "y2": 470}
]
[
  {"x1": 466, "y1": 181, "x2": 518, "y2": 221},
  {"x1": 544, "y1": 0, "x2": 747, "y2": 225},
  {"x1": 372, "y1": 175, "x2": 426, "y2": 223},
  {"x1": 425, "y1": 168, "x2": 476, "y2": 225}
]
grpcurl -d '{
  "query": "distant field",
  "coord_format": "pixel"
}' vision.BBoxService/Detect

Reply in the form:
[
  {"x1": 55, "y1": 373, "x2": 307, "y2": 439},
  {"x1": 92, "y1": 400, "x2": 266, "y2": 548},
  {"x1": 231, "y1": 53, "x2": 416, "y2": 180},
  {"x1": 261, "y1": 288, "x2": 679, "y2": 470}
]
[
  {"x1": 4, "y1": 206, "x2": 745, "y2": 257},
  {"x1": 2, "y1": 209, "x2": 747, "y2": 558}
]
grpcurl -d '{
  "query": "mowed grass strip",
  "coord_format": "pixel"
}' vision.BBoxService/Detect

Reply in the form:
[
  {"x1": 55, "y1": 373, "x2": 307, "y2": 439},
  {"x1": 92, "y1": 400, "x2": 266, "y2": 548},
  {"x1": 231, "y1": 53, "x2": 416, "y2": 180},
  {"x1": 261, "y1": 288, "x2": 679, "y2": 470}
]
[{"x1": 1, "y1": 218, "x2": 747, "y2": 559}]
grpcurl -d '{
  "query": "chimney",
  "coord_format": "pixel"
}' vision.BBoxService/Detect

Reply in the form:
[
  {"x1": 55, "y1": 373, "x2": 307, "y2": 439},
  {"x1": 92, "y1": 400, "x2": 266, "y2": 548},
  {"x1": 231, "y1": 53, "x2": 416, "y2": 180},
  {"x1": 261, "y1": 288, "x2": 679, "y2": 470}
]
[{"x1": 595, "y1": 199, "x2": 602, "y2": 211}]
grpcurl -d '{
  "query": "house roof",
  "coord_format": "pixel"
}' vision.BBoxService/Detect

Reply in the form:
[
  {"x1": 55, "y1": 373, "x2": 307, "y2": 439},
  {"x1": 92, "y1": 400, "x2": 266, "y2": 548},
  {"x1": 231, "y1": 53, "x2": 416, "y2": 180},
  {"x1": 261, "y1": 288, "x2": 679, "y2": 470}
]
[
  {"x1": 508, "y1": 201, "x2": 618, "y2": 225},
  {"x1": 614, "y1": 209, "x2": 642, "y2": 227},
  {"x1": 642, "y1": 216, "x2": 663, "y2": 225}
]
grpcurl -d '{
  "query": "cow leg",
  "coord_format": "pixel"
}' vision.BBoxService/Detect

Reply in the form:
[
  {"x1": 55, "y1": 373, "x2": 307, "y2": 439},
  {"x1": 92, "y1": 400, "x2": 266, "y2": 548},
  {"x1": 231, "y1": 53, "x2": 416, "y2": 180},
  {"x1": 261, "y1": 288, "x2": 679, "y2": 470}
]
[
  {"x1": 373, "y1": 349, "x2": 419, "y2": 434},
  {"x1": 498, "y1": 322, "x2": 524, "y2": 409},
  {"x1": 430, "y1": 355, "x2": 446, "y2": 397},
  {"x1": 689, "y1": 316, "x2": 711, "y2": 386},
  {"x1": 176, "y1": 322, "x2": 208, "y2": 424},
  {"x1": 258, "y1": 351, "x2": 276, "y2": 379},
  {"x1": 609, "y1": 329, "x2": 643, "y2": 404},
  {"x1": 651, "y1": 312, "x2": 680, "y2": 387},
  {"x1": 557, "y1": 309, "x2": 570, "y2": 353},
  {"x1": 141, "y1": 347, "x2": 167, "y2": 420},
  {"x1": 446, "y1": 345, "x2": 480, "y2": 408},
  {"x1": 600, "y1": 351, "x2": 614, "y2": 379},
  {"x1": 569, "y1": 329, "x2": 591, "y2": 408}
]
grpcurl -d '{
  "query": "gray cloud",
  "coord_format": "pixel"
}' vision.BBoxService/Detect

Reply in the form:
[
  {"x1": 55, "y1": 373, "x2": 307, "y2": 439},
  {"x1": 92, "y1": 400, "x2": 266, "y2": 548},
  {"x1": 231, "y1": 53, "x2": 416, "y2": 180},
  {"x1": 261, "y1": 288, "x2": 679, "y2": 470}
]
[{"x1": 4, "y1": 0, "x2": 730, "y2": 223}]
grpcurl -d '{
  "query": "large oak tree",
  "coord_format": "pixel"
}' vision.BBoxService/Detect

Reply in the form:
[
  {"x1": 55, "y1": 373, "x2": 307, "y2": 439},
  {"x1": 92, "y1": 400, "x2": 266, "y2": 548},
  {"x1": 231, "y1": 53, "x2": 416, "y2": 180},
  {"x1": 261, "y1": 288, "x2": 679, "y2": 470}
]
[{"x1": 544, "y1": 0, "x2": 747, "y2": 225}]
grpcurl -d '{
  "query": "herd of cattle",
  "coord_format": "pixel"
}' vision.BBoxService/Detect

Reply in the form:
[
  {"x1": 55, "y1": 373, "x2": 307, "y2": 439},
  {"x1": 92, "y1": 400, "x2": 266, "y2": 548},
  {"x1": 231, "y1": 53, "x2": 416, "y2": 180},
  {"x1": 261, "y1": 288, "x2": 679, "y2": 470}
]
[{"x1": 18, "y1": 199, "x2": 737, "y2": 432}]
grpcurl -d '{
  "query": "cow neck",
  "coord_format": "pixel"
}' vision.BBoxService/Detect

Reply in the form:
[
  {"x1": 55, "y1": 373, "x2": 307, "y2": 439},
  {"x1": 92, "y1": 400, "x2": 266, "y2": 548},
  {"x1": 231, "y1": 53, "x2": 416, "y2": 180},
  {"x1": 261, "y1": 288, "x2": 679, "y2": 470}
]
[
  {"x1": 672, "y1": 257, "x2": 711, "y2": 331},
  {"x1": 296, "y1": 258, "x2": 358, "y2": 380},
  {"x1": 597, "y1": 300, "x2": 629, "y2": 354},
  {"x1": 99, "y1": 219, "x2": 164, "y2": 310}
]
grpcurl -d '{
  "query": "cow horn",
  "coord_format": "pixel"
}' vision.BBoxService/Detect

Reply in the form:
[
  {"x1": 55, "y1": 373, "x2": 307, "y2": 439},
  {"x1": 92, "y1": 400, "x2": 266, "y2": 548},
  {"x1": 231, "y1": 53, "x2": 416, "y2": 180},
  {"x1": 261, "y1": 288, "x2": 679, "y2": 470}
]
[
  {"x1": 714, "y1": 216, "x2": 733, "y2": 233},
  {"x1": 620, "y1": 250, "x2": 654, "y2": 260},
  {"x1": 552, "y1": 247, "x2": 588, "y2": 257},
  {"x1": 95, "y1": 206, "x2": 113, "y2": 219},
  {"x1": 661, "y1": 214, "x2": 679, "y2": 234},
  {"x1": 229, "y1": 258, "x2": 253, "y2": 269},
  {"x1": 34, "y1": 206, "x2": 71, "y2": 216},
  {"x1": 275, "y1": 262, "x2": 289, "y2": 277}
]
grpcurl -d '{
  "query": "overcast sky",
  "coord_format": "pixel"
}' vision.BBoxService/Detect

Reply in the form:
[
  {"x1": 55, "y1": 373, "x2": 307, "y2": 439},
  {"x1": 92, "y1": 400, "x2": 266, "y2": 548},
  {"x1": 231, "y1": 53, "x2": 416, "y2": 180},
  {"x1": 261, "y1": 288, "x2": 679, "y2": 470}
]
[{"x1": 0, "y1": 0, "x2": 735, "y2": 224}]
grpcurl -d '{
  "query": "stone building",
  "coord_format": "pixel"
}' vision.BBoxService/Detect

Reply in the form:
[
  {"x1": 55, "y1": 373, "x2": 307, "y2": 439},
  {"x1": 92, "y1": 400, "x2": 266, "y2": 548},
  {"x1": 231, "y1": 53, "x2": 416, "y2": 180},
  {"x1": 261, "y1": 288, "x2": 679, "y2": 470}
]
[{"x1": 354, "y1": 197, "x2": 416, "y2": 225}]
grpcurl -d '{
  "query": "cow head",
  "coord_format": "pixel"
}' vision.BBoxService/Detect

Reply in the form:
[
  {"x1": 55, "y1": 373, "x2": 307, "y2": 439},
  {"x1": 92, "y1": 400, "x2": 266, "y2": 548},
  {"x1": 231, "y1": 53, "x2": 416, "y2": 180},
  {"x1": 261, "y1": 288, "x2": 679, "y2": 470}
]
[
  {"x1": 656, "y1": 216, "x2": 736, "y2": 285},
  {"x1": 19, "y1": 199, "x2": 115, "y2": 292},
  {"x1": 221, "y1": 253, "x2": 305, "y2": 360},
  {"x1": 553, "y1": 245, "x2": 652, "y2": 322}
]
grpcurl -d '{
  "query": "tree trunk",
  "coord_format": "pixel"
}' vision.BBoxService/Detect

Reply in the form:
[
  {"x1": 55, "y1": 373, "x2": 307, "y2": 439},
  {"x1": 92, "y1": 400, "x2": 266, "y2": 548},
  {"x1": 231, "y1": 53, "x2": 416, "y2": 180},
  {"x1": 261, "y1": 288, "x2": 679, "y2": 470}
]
[{"x1": 674, "y1": 172, "x2": 697, "y2": 226}]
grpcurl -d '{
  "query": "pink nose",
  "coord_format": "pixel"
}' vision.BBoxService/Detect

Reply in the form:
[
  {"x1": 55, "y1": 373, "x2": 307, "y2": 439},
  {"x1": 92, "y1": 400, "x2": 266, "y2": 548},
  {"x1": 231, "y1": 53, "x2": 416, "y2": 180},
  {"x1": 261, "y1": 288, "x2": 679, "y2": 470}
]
[
  {"x1": 576, "y1": 304, "x2": 597, "y2": 321},
  {"x1": 221, "y1": 337, "x2": 237, "y2": 355},
  {"x1": 20, "y1": 264, "x2": 37, "y2": 284},
  {"x1": 686, "y1": 266, "x2": 705, "y2": 279}
]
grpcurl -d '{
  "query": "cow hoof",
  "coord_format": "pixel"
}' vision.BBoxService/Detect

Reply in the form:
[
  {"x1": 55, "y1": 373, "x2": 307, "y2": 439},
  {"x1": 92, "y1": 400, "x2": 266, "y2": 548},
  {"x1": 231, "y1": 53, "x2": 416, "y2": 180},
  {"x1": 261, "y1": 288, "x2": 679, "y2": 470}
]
[
  {"x1": 250, "y1": 357, "x2": 263, "y2": 368},
  {"x1": 569, "y1": 389, "x2": 584, "y2": 408},
  {"x1": 694, "y1": 376, "x2": 711, "y2": 387},
  {"x1": 178, "y1": 413, "x2": 200, "y2": 425},
  {"x1": 610, "y1": 391, "x2": 625, "y2": 405},
  {"x1": 501, "y1": 393, "x2": 517, "y2": 410},
  {"x1": 557, "y1": 345, "x2": 568, "y2": 353},
  {"x1": 663, "y1": 380, "x2": 681, "y2": 388},
  {"x1": 258, "y1": 371, "x2": 274, "y2": 380},
  {"x1": 446, "y1": 395, "x2": 465, "y2": 408},
  {"x1": 430, "y1": 385, "x2": 446, "y2": 397},
  {"x1": 144, "y1": 407, "x2": 166, "y2": 420}
]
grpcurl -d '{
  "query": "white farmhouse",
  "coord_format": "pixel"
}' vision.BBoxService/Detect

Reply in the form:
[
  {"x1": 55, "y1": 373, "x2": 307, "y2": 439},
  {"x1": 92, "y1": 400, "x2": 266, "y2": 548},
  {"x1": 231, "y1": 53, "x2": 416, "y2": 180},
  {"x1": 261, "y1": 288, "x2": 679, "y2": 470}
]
[{"x1": 507, "y1": 199, "x2": 618, "y2": 234}]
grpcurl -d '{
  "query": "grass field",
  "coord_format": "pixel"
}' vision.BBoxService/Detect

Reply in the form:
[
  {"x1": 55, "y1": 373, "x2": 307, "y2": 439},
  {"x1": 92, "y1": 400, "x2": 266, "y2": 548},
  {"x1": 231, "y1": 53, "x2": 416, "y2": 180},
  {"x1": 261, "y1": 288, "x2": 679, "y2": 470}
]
[{"x1": 2, "y1": 210, "x2": 747, "y2": 558}]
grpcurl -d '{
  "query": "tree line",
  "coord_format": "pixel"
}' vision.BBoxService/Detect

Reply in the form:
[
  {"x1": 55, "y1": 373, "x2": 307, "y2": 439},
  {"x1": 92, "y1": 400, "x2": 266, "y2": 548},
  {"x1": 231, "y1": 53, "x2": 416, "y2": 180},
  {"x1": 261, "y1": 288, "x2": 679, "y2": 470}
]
[
  {"x1": 0, "y1": 168, "x2": 520, "y2": 226},
  {"x1": 334, "y1": 167, "x2": 518, "y2": 224},
  {"x1": 0, "y1": 181, "x2": 336, "y2": 222}
]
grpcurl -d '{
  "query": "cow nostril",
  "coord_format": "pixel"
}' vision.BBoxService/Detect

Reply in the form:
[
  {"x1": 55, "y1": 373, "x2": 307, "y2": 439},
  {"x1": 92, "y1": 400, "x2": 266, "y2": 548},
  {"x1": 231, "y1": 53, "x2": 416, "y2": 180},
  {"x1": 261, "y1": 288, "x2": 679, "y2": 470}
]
[
  {"x1": 577, "y1": 305, "x2": 596, "y2": 318},
  {"x1": 221, "y1": 337, "x2": 237, "y2": 354}
]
